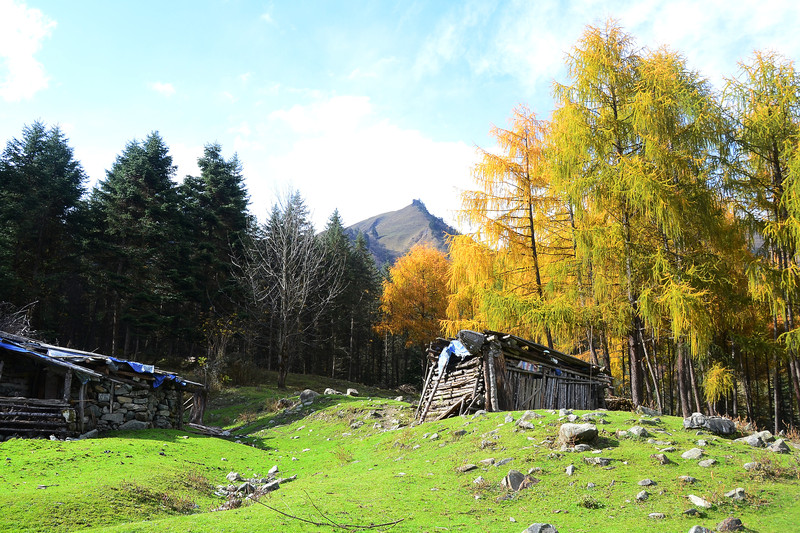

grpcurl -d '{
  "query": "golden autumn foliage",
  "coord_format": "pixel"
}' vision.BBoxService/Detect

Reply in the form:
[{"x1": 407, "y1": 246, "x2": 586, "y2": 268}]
[{"x1": 378, "y1": 244, "x2": 449, "y2": 347}]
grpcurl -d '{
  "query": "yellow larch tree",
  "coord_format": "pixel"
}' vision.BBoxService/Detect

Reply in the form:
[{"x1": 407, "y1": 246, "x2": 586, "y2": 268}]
[{"x1": 378, "y1": 244, "x2": 450, "y2": 349}]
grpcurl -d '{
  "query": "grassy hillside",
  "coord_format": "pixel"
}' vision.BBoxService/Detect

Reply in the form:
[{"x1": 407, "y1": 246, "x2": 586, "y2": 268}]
[{"x1": 2, "y1": 374, "x2": 799, "y2": 532}]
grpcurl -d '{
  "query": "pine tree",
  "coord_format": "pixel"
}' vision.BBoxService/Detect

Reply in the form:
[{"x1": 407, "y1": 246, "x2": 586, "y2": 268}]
[{"x1": 0, "y1": 121, "x2": 87, "y2": 335}]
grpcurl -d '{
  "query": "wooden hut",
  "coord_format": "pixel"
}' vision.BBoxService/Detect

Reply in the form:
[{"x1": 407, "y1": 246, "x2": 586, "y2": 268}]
[
  {"x1": 416, "y1": 330, "x2": 611, "y2": 423},
  {"x1": 0, "y1": 331, "x2": 205, "y2": 439}
]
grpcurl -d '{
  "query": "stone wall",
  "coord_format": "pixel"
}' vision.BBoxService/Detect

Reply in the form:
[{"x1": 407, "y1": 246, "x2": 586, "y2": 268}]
[{"x1": 79, "y1": 377, "x2": 182, "y2": 432}]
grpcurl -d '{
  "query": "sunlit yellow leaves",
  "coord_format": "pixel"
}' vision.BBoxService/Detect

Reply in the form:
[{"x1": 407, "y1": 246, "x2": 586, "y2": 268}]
[{"x1": 378, "y1": 245, "x2": 449, "y2": 348}]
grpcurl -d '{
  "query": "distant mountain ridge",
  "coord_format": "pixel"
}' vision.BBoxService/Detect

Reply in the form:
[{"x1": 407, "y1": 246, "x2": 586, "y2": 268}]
[{"x1": 345, "y1": 200, "x2": 458, "y2": 265}]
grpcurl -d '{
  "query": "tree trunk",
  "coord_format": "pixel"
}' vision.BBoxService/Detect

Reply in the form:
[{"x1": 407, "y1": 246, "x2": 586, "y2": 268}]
[{"x1": 676, "y1": 343, "x2": 691, "y2": 417}]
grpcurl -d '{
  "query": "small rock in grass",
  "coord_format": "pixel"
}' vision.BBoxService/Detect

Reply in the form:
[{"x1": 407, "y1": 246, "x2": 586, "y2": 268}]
[
  {"x1": 650, "y1": 453, "x2": 674, "y2": 465},
  {"x1": 226, "y1": 472, "x2": 242, "y2": 482},
  {"x1": 521, "y1": 524, "x2": 558, "y2": 533},
  {"x1": 681, "y1": 448, "x2": 705, "y2": 460},
  {"x1": 636, "y1": 490, "x2": 649, "y2": 501},
  {"x1": 638, "y1": 479, "x2": 656, "y2": 486},
  {"x1": 479, "y1": 458, "x2": 495, "y2": 466},
  {"x1": 678, "y1": 475, "x2": 698, "y2": 484},
  {"x1": 565, "y1": 465, "x2": 575, "y2": 476},
  {"x1": 456, "y1": 464, "x2": 478, "y2": 473},
  {"x1": 628, "y1": 425, "x2": 651, "y2": 438},
  {"x1": 688, "y1": 526, "x2": 711, "y2": 533},
  {"x1": 724, "y1": 487, "x2": 746, "y2": 501},
  {"x1": 698, "y1": 459, "x2": 716, "y2": 468},
  {"x1": 648, "y1": 513, "x2": 665, "y2": 519},
  {"x1": 717, "y1": 517, "x2": 744, "y2": 531},
  {"x1": 768, "y1": 439, "x2": 790, "y2": 454},
  {"x1": 687, "y1": 494, "x2": 712, "y2": 509},
  {"x1": 683, "y1": 508, "x2": 700, "y2": 516}
]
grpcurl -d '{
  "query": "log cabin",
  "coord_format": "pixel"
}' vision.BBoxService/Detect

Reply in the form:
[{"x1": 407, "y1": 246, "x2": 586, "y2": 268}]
[
  {"x1": 416, "y1": 330, "x2": 612, "y2": 423},
  {"x1": 0, "y1": 330, "x2": 205, "y2": 439}
]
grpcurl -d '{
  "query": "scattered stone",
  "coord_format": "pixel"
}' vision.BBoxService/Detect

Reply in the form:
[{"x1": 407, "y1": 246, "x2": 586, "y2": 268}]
[
  {"x1": 743, "y1": 461, "x2": 760, "y2": 471},
  {"x1": 558, "y1": 423, "x2": 598, "y2": 445},
  {"x1": 505, "y1": 414, "x2": 515, "y2": 423},
  {"x1": 698, "y1": 459, "x2": 717, "y2": 468},
  {"x1": 559, "y1": 408, "x2": 573, "y2": 417},
  {"x1": 684, "y1": 508, "x2": 700, "y2": 516},
  {"x1": 725, "y1": 487, "x2": 746, "y2": 501},
  {"x1": 586, "y1": 482, "x2": 596, "y2": 488},
  {"x1": 659, "y1": 446, "x2": 677, "y2": 453},
  {"x1": 682, "y1": 413, "x2": 736, "y2": 435},
  {"x1": 638, "y1": 479, "x2": 656, "y2": 486},
  {"x1": 681, "y1": 448, "x2": 705, "y2": 460},
  {"x1": 688, "y1": 526, "x2": 711, "y2": 533},
  {"x1": 346, "y1": 388, "x2": 359, "y2": 397},
  {"x1": 394, "y1": 396, "x2": 404, "y2": 402},
  {"x1": 226, "y1": 472, "x2": 242, "y2": 482},
  {"x1": 768, "y1": 439, "x2": 790, "y2": 454},
  {"x1": 565, "y1": 465, "x2": 575, "y2": 476},
  {"x1": 636, "y1": 490, "x2": 649, "y2": 501},
  {"x1": 583, "y1": 457, "x2": 611, "y2": 467},
  {"x1": 628, "y1": 425, "x2": 651, "y2": 438},
  {"x1": 473, "y1": 476, "x2": 485, "y2": 484},
  {"x1": 429, "y1": 433, "x2": 439, "y2": 440},
  {"x1": 650, "y1": 453, "x2": 675, "y2": 465},
  {"x1": 717, "y1": 517, "x2": 744, "y2": 531},
  {"x1": 678, "y1": 475, "x2": 698, "y2": 484},
  {"x1": 456, "y1": 464, "x2": 478, "y2": 473},
  {"x1": 323, "y1": 388, "x2": 342, "y2": 395},
  {"x1": 501, "y1": 469, "x2": 539, "y2": 491},
  {"x1": 521, "y1": 524, "x2": 558, "y2": 533},
  {"x1": 736, "y1": 434, "x2": 766, "y2": 447},
  {"x1": 496, "y1": 457, "x2": 514, "y2": 467},
  {"x1": 573, "y1": 444, "x2": 592, "y2": 452},
  {"x1": 697, "y1": 439, "x2": 708, "y2": 447},
  {"x1": 648, "y1": 513, "x2": 665, "y2": 519},
  {"x1": 687, "y1": 494, "x2": 712, "y2": 509},
  {"x1": 479, "y1": 458, "x2": 495, "y2": 466},
  {"x1": 637, "y1": 405, "x2": 661, "y2": 416},
  {"x1": 454, "y1": 429, "x2": 467, "y2": 437}
]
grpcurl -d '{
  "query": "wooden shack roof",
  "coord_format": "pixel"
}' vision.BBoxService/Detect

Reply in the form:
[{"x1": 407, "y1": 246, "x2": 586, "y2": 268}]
[{"x1": 0, "y1": 331, "x2": 203, "y2": 390}]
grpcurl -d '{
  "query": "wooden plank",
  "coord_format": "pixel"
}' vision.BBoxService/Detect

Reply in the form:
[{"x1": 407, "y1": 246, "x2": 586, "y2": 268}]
[{"x1": 62, "y1": 370, "x2": 72, "y2": 403}]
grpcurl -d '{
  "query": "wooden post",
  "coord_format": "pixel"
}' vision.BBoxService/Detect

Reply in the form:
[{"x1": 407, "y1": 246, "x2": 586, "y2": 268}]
[
  {"x1": 79, "y1": 382, "x2": 86, "y2": 433},
  {"x1": 62, "y1": 370, "x2": 73, "y2": 403},
  {"x1": 109, "y1": 382, "x2": 115, "y2": 414},
  {"x1": 486, "y1": 343, "x2": 499, "y2": 412},
  {"x1": 0, "y1": 360, "x2": 4, "y2": 382}
]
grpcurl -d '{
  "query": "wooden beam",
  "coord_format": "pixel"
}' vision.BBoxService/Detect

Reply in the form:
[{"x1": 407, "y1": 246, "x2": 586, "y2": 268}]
[{"x1": 62, "y1": 370, "x2": 72, "y2": 403}]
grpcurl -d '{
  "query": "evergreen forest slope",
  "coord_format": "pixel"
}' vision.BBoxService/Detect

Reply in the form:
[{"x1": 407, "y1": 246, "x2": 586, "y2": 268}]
[
  {"x1": 2, "y1": 372, "x2": 800, "y2": 533},
  {"x1": 345, "y1": 199, "x2": 458, "y2": 265}
]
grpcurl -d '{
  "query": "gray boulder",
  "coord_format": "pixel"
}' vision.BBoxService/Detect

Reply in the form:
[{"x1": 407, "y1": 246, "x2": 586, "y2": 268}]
[
  {"x1": 299, "y1": 389, "x2": 320, "y2": 403},
  {"x1": 688, "y1": 527, "x2": 711, "y2": 533},
  {"x1": 768, "y1": 439, "x2": 790, "y2": 454},
  {"x1": 346, "y1": 388, "x2": 359, "y2": 396},
  {"x1": 717, "y1": 517, "x2": 744, "y2": 531},
  {"x1": 323, "y1": 388, "x2": 342, "y2": 395},
  {"x1": 628, "y1": 425, "x2": 651, "y2": 438},
  {"x1": 558, "y1": 423, "x2": 598, "y2": 445},
  {"x1": 683, "y1": 413, "x2": 736, "y2": 435}
]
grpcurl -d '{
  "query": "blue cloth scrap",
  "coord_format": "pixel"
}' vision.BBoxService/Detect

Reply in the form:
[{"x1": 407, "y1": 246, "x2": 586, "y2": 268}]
[{"x1": 437, "y1": 339, "x2": 472, "y2": 374}]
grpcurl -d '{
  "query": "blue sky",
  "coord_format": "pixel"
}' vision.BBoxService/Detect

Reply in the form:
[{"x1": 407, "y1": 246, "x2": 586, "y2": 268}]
[{"x1": 2, "y1": 0, "x2": 800, "y2": 230}]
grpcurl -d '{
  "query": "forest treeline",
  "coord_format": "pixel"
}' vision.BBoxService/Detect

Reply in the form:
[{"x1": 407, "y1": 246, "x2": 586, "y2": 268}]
[
  {"x1": 445, "y1": 21, "x2": 800, "y2": 433},
  {"x1": 0, "y1": 121, "x2": 421, "y2": 390},
  {"x1": 4, "y1": 20, "x2": 800, "y2": 432}
]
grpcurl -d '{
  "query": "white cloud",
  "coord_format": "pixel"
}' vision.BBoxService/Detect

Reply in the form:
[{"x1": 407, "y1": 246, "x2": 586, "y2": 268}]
[
  {"x1": 412, "y1": 0, "x2": 800, "y2": 101},
  {"x1": 0, "y1": 0, "x2": 56, "y2": 102},
  {"x1": 170, "y1": 141, "x2": 202, "y2": 181},
  {"x1": 149, "y1": 81, "x2": 176, "y2": 97},
  {"x1": 269, "y1": 95, "x2": 373, "y2": 134},
  {"x1": 253, "y1": 95, "x2": 478, "y2": 228}
]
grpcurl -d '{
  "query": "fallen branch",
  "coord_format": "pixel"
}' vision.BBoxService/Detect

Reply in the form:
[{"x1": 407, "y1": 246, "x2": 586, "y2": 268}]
[{"x1": 253, "y1": 491, "x2": 405, "y2": 531}]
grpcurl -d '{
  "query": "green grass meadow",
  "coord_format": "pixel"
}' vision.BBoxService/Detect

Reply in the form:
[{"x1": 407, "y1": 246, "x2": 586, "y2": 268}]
[{"x1": 2, "y1": 376, "x2": 799, "y2": 532}]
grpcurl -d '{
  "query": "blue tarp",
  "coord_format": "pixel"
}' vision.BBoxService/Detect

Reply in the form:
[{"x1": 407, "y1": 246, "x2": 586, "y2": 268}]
[{"x1": 437, "y1": 339, "x2": 472, "y2": 375}]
